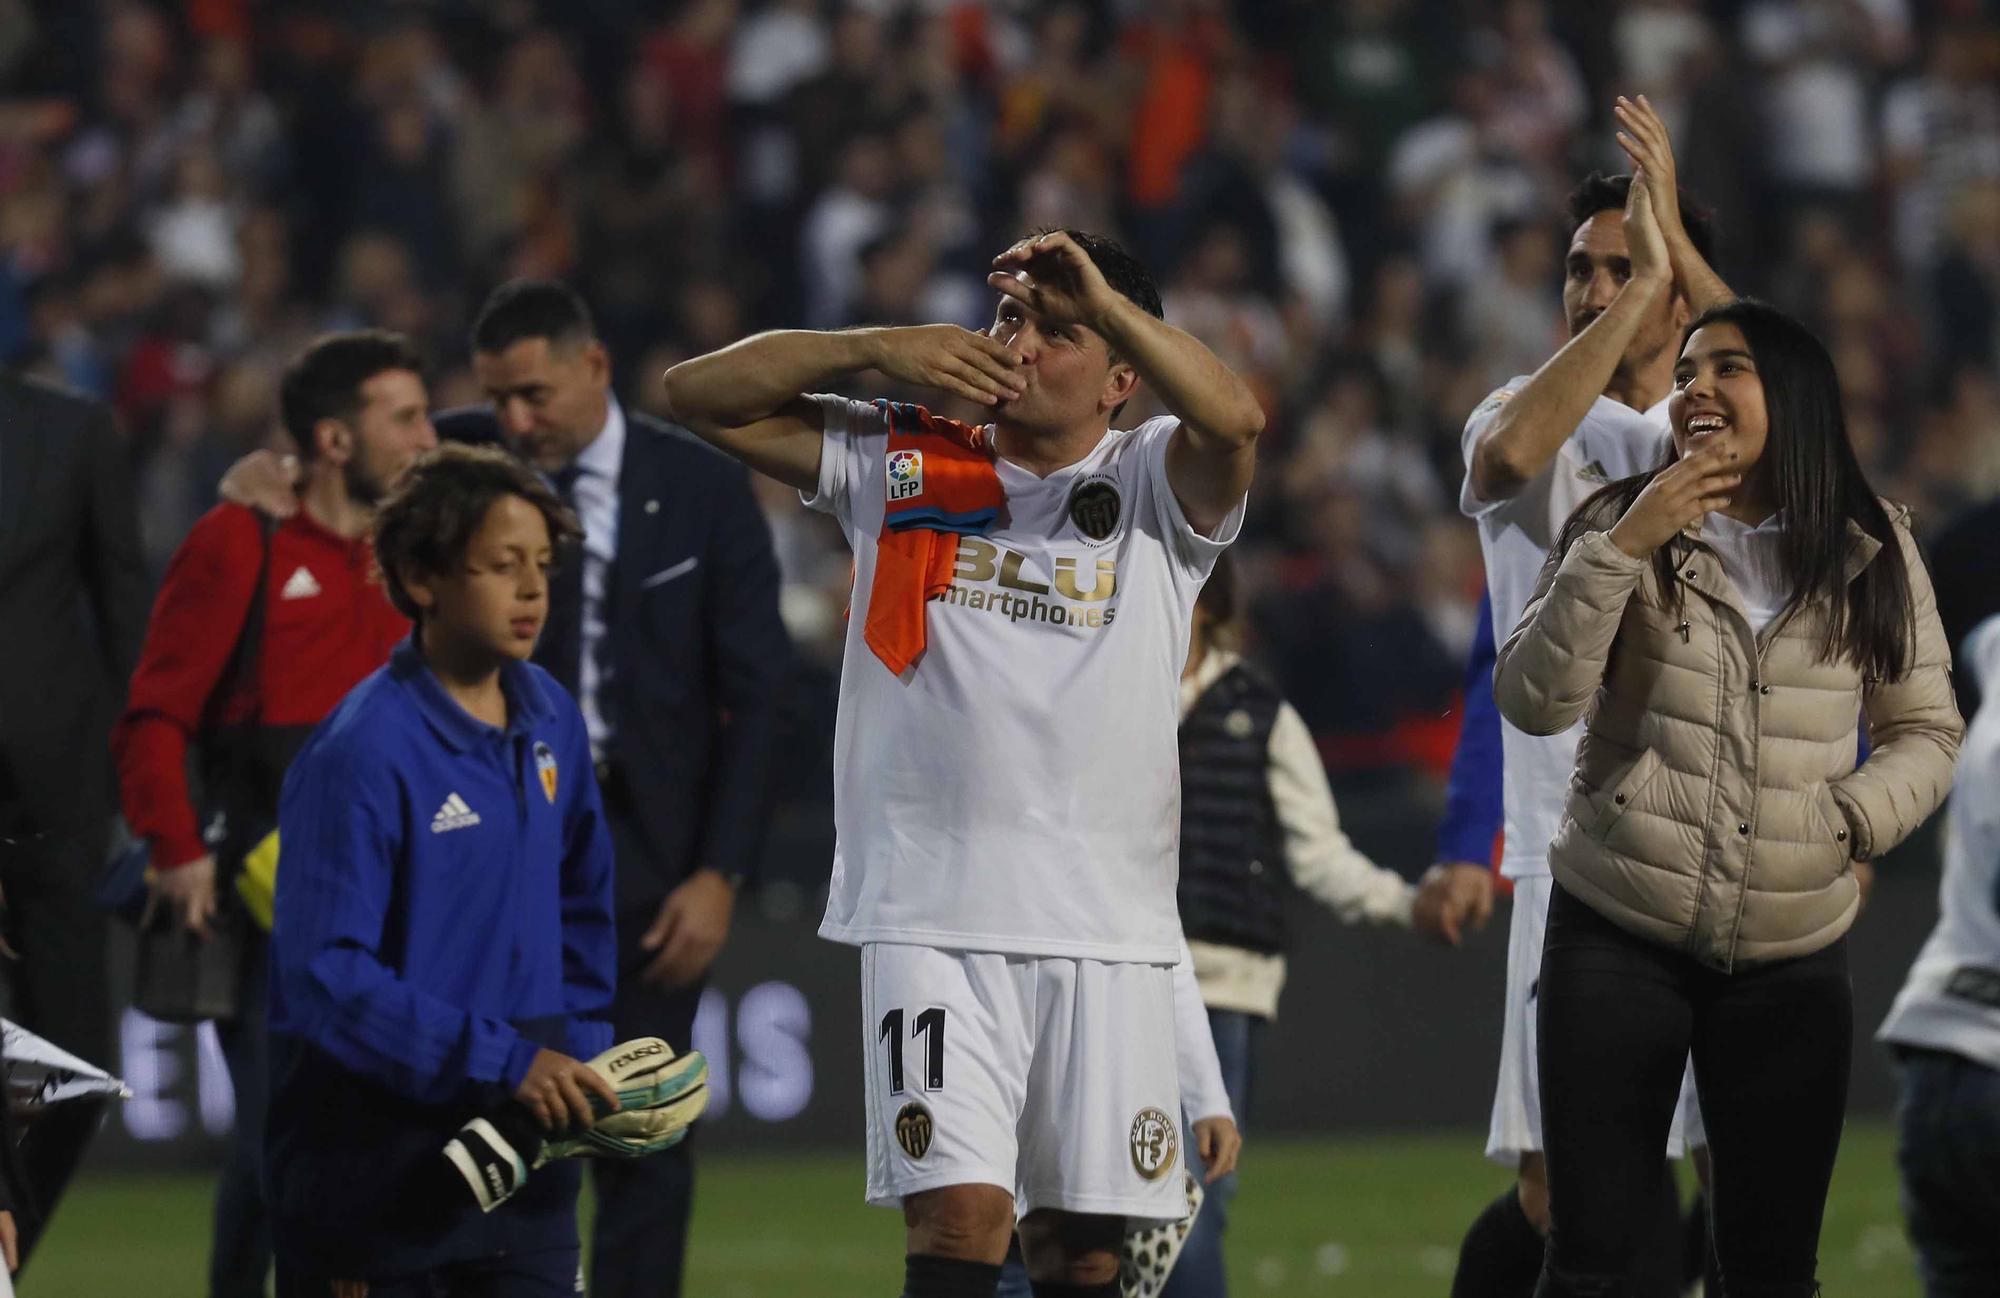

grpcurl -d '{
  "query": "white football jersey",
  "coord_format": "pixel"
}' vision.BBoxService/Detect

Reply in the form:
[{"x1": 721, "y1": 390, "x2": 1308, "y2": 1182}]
[
  {"x1": 1461, "y1": 377, "x2": 1670, "y2": 879},
  {"x1": 805, "y1": 396, "x2": 1242, "y2": 963},
  {"x1": 1880, "y1": 616, "x2": 2000, "y2": 1071}
]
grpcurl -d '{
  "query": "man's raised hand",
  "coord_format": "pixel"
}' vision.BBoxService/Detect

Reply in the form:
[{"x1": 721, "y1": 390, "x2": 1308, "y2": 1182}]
[
  {"x1": 869, "y1": 324, "x2": 1026, "y2": 408},
  {"x1": 987, "y1": 230, "x2": 1124, "y2": 331},
  {"x1": 1615, "y1": 96, "x2": 1690, "y2": 248},
  {"x1": 1623, "y1": 166, "x2": 1673, "y2": 290}
]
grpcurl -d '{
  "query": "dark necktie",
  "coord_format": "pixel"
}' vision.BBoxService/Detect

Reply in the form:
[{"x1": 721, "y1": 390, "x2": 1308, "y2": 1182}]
[{"x1": 538, "y1": 464, "x2": 586, "y2": 697}]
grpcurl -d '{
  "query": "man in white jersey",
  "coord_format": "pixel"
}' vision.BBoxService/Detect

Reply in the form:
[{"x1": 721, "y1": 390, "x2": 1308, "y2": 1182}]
[
  {"x1": 1447, "y1": 98, "x2": 1736, "y2": 1298},
  {"x1": 662, "y1": 228, "x2": 1265, "y2": 1298},
  {"x1": 1880, "y1": 614, "x2": 2000, "y2": 1296}
]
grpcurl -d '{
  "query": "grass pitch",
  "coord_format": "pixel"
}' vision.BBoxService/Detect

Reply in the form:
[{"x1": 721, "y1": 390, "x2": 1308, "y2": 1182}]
[{"x1": 33, "y1": 1122, "x2": 1916, "y2": 1296}]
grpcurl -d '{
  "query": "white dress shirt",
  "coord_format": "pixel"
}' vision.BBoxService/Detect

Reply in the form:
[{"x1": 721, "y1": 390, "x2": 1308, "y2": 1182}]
[{"x1": 571, "y1": 402, "x2": 625, "y2": 758}]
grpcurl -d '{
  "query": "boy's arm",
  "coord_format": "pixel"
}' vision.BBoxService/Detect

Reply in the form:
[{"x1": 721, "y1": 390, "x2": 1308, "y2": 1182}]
[
  {"x1": 274, "y1": 747, "x2": 544, "y2": 1105},
  {"x1": 1269, "y1": 701, "x2": 1419, "y2": 928},
  {"x1": 559, "y1": 730, "x2": 618, "y2": 1061}
]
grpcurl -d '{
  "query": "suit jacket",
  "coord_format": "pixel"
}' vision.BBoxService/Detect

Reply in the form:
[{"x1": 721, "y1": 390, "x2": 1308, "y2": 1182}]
[
  {"x1": 0, "y1": 374, "x2": 148, "y2": 837},
  {"x1": 434, "y1": 406, "x2": 791, "y2": 903}
]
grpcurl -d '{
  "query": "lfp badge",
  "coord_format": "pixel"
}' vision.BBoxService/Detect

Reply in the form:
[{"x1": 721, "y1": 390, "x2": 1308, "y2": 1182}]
[
  {"x1": 533, "y1": 741, "x2": 558, "y2": 804},
  {"x1": 886, "y1": 449, "x2": 924, "y2": 502}
]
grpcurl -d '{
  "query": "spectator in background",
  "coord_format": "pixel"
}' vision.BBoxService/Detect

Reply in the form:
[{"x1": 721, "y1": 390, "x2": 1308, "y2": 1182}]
[
  {"x1": 1459, "y1": 216, "x2": 1564, "y2": 391},
  {"x1": 1740, "y1": 0, "x2": 1905, "y2": 221},
  {"x1": 0, "y1": 372, "x2": 147, "y2": 1243},
  {"x1": 1388, "y1": 62, "x2": 1541, "y2": 291},
  {"x1": 1879, "y1": 23, "x2": 2000, "y2": 279}
]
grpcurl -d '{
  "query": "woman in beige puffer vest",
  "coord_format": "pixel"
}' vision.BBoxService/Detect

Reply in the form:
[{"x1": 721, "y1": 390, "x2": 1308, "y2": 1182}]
[{"x1": 1494, "y1": 299, "x2": 1962, "y2": 1298}]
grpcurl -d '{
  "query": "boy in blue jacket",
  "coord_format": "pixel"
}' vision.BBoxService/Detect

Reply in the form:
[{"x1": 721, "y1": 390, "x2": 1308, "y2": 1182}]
[{"x1": 269, "y1": 442, "x2": 620, "y2": 1296}]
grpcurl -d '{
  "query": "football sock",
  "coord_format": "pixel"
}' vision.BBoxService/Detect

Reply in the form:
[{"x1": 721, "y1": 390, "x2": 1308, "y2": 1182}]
[
  {"x1": 1451, "y1": 1187, "x2": 1545, "y2": 1298},
  {"x1": 903, "y1": 1253, "x2": 1004, "y2": 1298},
  {"x1": 1028, "y1": 1282, "x2": 1120, "y2": 1298}
]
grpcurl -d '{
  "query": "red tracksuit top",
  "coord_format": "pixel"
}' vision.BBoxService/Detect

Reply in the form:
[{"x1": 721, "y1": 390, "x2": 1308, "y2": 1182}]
[{"x1": 114, "y1": 503, "x2": 409, "y2": 871}]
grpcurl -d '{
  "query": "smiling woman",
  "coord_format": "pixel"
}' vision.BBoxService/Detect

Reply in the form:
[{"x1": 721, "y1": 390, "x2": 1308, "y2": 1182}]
[{"x1": 1489, "y1": 298, "x2": 1963, "y2": 1296}]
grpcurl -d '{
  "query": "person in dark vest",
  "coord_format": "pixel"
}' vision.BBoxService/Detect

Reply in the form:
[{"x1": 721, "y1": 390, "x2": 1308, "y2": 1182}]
[
  {"x1": 112, "y1": 331, "x2": 435, "y2": 1298},
  {"x1": 1162, "y1": 551, "x2": 1467, "y2": 1298}
]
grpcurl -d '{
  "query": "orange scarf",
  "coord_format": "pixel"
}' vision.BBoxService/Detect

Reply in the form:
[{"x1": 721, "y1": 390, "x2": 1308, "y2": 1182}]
[{"x1": 864, "y1": 400, "x2": 1003, "y2": 676}]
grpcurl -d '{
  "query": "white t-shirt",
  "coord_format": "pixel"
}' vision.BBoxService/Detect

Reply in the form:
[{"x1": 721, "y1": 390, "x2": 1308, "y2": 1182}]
[
  {"x1": 806, "y1": 396, "x2": 1244, "y2": 963},
  {"x1": 1879, "y1": 616, "x2": 2000, "y2": 1072},
  {"x1": 1460, "y1": 378, "x2": 1669, "y2": 879}
]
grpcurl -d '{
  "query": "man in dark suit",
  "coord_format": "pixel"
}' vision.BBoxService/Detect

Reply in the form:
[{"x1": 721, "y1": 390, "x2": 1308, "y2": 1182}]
[
  {"x1": 459, "y1": 281, "x2": 790, "y2": 1297},
  {"x1": 0, "y1": 371, "x2": 148, "y2": 1234}
]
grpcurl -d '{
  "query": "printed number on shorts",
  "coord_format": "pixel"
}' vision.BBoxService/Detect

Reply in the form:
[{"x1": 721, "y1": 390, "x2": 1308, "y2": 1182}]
[{"x1": 878, "y1": 1007, "x2": 946, "y2": 1094}]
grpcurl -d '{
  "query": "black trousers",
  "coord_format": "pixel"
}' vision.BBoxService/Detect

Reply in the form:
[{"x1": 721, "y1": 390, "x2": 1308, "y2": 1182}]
[
  {"x1": 587, "y1": 805, "x2": 706, "y2": 1298},
  {"x1": 213, "y1": 929, "x2": 272, "y2": 1298},
  {"x1": 1535, "y1": 884, "x2": 1849, "y2": 1298}
]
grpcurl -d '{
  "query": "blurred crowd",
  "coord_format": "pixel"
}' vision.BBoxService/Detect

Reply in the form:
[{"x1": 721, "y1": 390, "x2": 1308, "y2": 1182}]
[{"x1": 2, "y1": 0, "x2": 1997, "y2": 782}]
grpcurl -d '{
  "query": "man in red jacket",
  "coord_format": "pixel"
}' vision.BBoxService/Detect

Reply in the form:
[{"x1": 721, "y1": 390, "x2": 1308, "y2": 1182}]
[{"x1": 112, "y1": 330, "x2": 435, "y2": 1298}]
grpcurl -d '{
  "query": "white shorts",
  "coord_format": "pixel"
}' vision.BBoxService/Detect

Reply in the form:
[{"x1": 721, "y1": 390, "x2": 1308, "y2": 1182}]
[
  {"x1": 1486, "y1": 876, "x2": 1706, "y2": 1165},
  {"x1": 860, "y1": 943, "x2": 1184, "y2": 1223}
]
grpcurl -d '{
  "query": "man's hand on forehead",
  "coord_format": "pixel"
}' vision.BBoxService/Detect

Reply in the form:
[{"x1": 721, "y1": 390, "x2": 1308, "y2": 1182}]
[{"x1": 988, "y1": 230, "x2": 1122, "y2": 332}]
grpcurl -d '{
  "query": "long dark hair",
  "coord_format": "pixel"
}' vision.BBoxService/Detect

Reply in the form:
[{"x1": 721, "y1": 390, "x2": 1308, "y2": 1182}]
[{"x1": 1556, "y1": 299, "x2": 1915, "y2": 680}]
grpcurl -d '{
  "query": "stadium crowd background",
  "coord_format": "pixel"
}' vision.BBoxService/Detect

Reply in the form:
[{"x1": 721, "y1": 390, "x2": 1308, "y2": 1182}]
[{"x1": 1, "y1": 0, "x2": 1996, "y2": 828}]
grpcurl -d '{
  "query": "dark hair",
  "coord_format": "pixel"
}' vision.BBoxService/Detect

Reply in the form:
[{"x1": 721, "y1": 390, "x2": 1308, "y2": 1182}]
[
  {"x1": 1036, "y1": 227, "x2": 1163, "y2": 325},
  {"x1": 1556, "y1": 298, "x2": 1915, "y2": 680},
  {"x1": 372, "y1": 442, "x2": 582, "y2": 621},
  {"x1": 471, "y1": 279, "x2": 597, "y2": 356},
  {"x1": 279, "y1": 330, "x2": 424, "y2": 462},
  {"x1": 1565, "y1": 171, "x2": 1717, "y2": 268}
]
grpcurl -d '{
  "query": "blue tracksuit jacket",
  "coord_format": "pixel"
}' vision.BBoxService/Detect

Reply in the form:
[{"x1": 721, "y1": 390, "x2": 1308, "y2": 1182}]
[{"x1": 266, "y1": 638, "x2": 615, "y2": 1279}]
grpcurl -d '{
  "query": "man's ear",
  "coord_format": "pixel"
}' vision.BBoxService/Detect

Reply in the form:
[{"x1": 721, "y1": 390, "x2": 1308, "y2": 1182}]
[
  {"x1": 314, "y1": 418, "x2": 352, "y2": 465},
  {"x1": 1670, "y1": 291, "x2": 1694, "y2": 333},
  {"x1": 583, "y1": 339, "x2": 612, "y2": 389},
  {"x1": 1101, "y1": 360, "x2": 1140, "y2": 415}
]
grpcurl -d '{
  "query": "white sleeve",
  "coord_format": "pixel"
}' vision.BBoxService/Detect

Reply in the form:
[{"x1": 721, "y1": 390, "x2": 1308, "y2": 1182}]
[
  {"x1": 1269, "y1": 702, "x2": 1418, "y2": 927},
  {"x1": 1137, "y1": 417, "x2": 1246, "y2": 579},
  {"x1": 1458, "y1": 383, "x2": 1522, "y2": 521},
  {"x1": 797, "y1": 394, "x2": 880, "y2": 533},
  {"x1": 1172, "y1": 935, "x2": 1233, "y2": 1123}
]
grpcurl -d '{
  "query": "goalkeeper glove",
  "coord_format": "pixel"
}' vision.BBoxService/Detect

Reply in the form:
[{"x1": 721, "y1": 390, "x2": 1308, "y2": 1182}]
[{"x1": 443, "y1": 1037, "x2": 709, "y2": 1213}]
